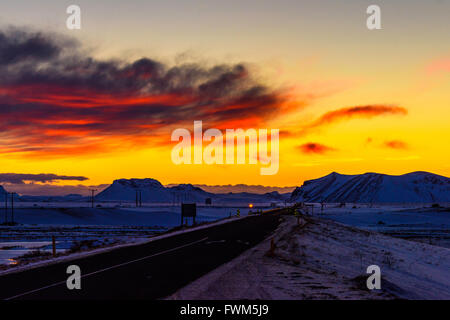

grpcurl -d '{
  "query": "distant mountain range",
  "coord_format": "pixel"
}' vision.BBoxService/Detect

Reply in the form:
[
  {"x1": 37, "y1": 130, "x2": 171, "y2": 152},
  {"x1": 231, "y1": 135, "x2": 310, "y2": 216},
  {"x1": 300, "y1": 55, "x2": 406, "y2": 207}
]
[
  {"x1": 165, "y1": 184, "x2": 296, "y2": 194},
  {"x1": 0, "y1": 178, "x2": 289, "y2": 203},
  {"x1": 290, "y1": 171, "x2": 450, "y2": 203},
  {"x1": 94, "y1": 178, "x2": 289, "y2": 204},
  {"x1": 3, "y1": 171, "x2": 449, "y2": 204}
]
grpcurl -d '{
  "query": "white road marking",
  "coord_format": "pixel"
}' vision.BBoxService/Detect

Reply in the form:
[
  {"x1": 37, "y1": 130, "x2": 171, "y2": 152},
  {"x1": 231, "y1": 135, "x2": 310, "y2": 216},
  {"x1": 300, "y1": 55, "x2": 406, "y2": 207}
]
[
  {"x1": 205, "y1": 240, "x2": 226, "y2": 244},
  {"x1": 4, "y1": 237, "x2": 209, "y2": 300}
]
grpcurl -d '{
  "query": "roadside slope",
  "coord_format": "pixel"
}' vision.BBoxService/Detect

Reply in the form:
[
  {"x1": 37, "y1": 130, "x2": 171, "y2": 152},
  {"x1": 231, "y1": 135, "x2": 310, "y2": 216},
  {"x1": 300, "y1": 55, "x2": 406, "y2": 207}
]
[{"x1": 169, "y1": 215, "x2": 450, "y2": 300}]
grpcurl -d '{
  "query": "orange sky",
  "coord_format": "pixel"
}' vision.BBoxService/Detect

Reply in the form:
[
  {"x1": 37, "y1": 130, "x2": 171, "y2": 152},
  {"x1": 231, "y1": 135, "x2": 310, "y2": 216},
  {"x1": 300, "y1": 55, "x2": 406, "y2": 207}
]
[{"x1": 0, "y1": 0, "x2": 449, "y2": 190}]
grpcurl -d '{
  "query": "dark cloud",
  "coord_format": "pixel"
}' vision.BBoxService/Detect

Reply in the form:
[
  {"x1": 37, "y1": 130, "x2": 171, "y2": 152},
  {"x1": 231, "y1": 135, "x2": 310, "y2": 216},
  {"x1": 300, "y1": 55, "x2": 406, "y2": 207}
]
[
  {"x1": 2, "y1": 183, "x2": 108, "y2": 196},
  {"x1": 0, "y1": 173, "x2": 88, "y2": 184},
  {"x1": 0, "y1": 28, "x2": 294, "y2": 157},
  {"x1": 0, "y1": 29, "x2": 64, "y2": 65},
  {"x1": 297, "y1": 143, "x2": 336, "y2": 154}
]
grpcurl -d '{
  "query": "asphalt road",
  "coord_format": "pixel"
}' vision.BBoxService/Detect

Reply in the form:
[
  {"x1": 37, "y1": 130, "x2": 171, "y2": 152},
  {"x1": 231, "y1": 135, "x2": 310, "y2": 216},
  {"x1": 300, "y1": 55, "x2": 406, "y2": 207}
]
[{"x1": 0, "y1": 210, "x2": 283, "y2": 300}]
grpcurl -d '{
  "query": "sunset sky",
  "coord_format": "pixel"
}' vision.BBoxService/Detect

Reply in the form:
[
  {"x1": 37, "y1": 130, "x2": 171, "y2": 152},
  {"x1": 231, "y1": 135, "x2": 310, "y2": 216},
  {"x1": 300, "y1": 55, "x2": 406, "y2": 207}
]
[{"x1": 0, "y1": 0, "x2": 449, "y2": 194}]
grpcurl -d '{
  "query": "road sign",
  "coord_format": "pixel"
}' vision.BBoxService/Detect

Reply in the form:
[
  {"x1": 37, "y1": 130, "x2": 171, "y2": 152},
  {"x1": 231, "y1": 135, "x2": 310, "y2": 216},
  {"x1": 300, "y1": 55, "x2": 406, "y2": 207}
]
[{"x1": 181, "y1": 203, "x2": 196, "y2": 226}]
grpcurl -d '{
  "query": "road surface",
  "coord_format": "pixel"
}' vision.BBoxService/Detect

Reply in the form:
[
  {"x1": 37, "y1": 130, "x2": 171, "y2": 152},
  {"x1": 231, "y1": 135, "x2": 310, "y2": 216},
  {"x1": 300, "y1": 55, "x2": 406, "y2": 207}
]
[{"x1": 0, "y1": 211, "x2": 283, "y2": 300}]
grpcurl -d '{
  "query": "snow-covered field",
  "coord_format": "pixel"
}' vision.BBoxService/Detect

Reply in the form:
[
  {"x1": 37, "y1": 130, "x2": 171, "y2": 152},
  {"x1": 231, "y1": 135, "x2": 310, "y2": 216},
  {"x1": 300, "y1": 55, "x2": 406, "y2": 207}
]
[
  {"x1": 0, "y1": 203, "x2": 269, "y2": 266},
  {"x1": 169, "y1": 215, "x2": 450, "y2": 300},
  {"x1": 3, "y1": 201, "x2": 448, "y2": 300},
  {"x1": 316, "y1": 203, "x2": 450, "y2": 248}
]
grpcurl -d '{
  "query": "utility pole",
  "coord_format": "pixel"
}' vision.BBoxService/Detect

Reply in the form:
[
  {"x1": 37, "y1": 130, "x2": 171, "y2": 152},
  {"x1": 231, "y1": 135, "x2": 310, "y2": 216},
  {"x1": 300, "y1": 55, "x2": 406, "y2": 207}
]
[
  {"x1": 52, "y1": 235, "x2": 56, "y2": 257},
  {"x1": 89, "y1": 189, "x2": 97, "y2": 208},
  {"x1": 11, "y1": 192, "x2": 15, "y2": 225},
  {"x1": 136, "y1": 191, "x2": 138, "y2": 207},
  {"x1": 4, "y1": 192, "x2": 7, "y2": 224}
]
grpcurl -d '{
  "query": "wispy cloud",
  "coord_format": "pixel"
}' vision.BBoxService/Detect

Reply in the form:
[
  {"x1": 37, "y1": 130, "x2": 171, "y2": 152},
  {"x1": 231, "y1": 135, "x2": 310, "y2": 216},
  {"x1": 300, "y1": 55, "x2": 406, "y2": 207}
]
[
  {"x1": 304, "y1": 105, "x2": 407, "y2": 130},
  {"x1": 0, "y1": 173, "x2": 88, "y2": 184},
  {"x1": 283, "y1": 105, "x2": 407, "y2": 138},
  {"x1": 2, "y1": 182, "x2": 108, "y2": 196}
]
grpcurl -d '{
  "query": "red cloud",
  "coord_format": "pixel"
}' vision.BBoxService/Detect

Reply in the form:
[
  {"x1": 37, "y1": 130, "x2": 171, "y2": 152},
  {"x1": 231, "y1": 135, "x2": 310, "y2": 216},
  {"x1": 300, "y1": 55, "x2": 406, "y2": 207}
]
[
  {"x1": 384, "y1": 140, "x2": 409, "y2": 150},
  {"x1": 306, "y1": 105, "x2": 407, "y2": 129},
  {"x1": 0, "y1": 28, "x2": 408, "y2": 159},
  {"x1": 0, "y1": 28, "x2": 310, "y2": 158},
  {"x1": 297, "y1": 143, "x2": 336, "y2": 154}
]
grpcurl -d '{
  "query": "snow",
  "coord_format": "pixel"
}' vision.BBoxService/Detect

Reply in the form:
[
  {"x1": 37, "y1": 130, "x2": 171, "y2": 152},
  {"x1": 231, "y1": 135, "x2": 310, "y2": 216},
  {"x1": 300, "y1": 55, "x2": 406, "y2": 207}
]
[
  {"x1": 0, "y1": 241, "x2": 64, "y2": 265},
  {"x1": 0, "y1": 205, "x2": 250, "y2": 226},
  {"x1": 168, "y1": 215, "x2": 450, "y2": 300},
  {"x1": 96, "y1": 178, "x2": 173, "y2": 202},
  {"x1": 0, "y1": 241, "x2": 52, "y2": 249},
  {"x1": 291, "y1": 171, "x2": 450, "y2": 203},
  {"x1": 318, "y1": 204, "x2": 450, "y2": 248}
]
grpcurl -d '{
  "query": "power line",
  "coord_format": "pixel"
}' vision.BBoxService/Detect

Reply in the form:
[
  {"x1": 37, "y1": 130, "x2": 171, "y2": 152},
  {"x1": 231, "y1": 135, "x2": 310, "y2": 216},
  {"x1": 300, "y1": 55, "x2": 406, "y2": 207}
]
[
  {"x1": 11, "y1": 192, "x2": 15, "y2": 224},
  {"x1": 136, "y1": 190, "x2": 142, "y2": 207},
  {"x1": 4, "y1": 192, "x2": 7, "y2": 224},
  {"x1": 4, "y1": 192, "x2": 17, "y2": 225}
]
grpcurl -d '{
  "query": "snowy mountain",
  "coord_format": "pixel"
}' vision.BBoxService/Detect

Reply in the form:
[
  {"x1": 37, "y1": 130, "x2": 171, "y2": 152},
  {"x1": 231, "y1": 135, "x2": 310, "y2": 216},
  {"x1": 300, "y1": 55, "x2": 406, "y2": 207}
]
[
  {"x1": 95, "y1": 178, "x2": 174, "y2": 202},
  {"x1": 95, "y1": 178, "x2": 288, "y2": 203},
  {"x1": 167, "y1": 184, "x2": 213, "y2": 202},
  {"x1": 290, "y1": 171, "x2": 450, "y2": 203},
  {"x1": 96, "y1": 179, "x2": 218, "y2": 203}
]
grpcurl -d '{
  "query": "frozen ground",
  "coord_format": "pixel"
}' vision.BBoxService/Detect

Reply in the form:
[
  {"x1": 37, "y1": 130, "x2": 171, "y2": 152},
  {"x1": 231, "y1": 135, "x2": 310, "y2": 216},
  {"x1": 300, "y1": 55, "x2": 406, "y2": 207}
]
[
  {"x1": 8, "y1": 201, "x2": 279, "y2": 208},
  {"x1": 316, "y1": 204, "x2": 450, "y2": 248},
  {"x1": 0, "y1": 204, "x2": 266, "y2": 266},
  {"x1": 169, "y1": 215, "x2": 450, "y2": 300}
]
